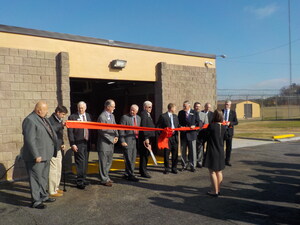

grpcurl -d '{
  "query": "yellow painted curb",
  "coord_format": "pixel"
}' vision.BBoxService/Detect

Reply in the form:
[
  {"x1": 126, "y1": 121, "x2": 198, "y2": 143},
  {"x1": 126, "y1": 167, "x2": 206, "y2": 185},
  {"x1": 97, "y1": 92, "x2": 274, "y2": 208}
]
[
  {"x1": 72, "y1": 156, "x2": 164, "y2": 175},
  {"x1": 272, "y1": 134, "x2": 295, "y2": 139}
]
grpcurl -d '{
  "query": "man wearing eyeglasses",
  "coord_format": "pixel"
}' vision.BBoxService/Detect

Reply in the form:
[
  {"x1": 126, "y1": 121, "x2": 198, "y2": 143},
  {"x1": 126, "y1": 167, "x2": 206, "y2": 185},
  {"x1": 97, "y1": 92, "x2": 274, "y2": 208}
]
[
  {"x1": 138, "y1": 101, "x2": 155, "y2": 178},
  {"x1": 222, "y1": 100, "x2": 238, "y2": 166},
  {"x1": 68, "y1": 101, "x2": 92, "y2": 190}
]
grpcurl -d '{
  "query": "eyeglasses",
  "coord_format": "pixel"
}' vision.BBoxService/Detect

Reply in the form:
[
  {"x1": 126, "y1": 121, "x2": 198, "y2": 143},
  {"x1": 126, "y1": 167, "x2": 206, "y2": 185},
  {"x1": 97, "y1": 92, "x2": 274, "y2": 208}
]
[{"x1": 147, "y1": 106, "x2": 152, "y2": 108}]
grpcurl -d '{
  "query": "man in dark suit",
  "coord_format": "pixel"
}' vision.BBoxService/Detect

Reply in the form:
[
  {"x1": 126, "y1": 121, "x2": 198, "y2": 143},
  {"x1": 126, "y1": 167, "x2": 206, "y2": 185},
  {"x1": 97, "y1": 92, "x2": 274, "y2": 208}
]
[
  {"x1": 202, "y1": 102, "x2": 214, "y2": 124},
  {"x1": 97, "y1": 99, "x2": 118, "y2": 186},
  {"x1": 48, "y1": 105, "x2": 68, "y2": 197},
  {"x1": 156, "y1": 103, "x2": 180, "y2": 174},
  {"x1": 22, "y1": 101, "x2": 58, "y2": 209},
  {"x1": 139, "y1": 101, "x2": 155, "y2": 178},
  {"x1": 222, "y1": 100, "x2": 238, "y2": 166},
  {"x1": 119, "y1": 104, "x2": 141, "y2": 182},
  {"x1": 178, "y1": 100, "x2": 200, "y2": 172},
  {"x1": 68, "y1": 101, "x2": 92, "y2": 189}
]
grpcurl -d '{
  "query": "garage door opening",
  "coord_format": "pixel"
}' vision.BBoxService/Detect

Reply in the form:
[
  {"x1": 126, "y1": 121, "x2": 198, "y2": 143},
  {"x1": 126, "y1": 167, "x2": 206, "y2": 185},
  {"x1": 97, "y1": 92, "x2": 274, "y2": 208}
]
[{"x1": 69, "y1": 78, "x2": 155, "y2": 123}]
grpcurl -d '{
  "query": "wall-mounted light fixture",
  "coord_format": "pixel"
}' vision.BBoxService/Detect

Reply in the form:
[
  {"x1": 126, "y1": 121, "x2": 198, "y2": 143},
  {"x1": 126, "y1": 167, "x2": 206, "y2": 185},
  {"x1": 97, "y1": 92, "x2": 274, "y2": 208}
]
[
  {"x1": 110, "y1": 59, "x2": 127, "y2": 69},
  {"x1": 205, "y1": 61, "x2": 213, "y2": 66}
]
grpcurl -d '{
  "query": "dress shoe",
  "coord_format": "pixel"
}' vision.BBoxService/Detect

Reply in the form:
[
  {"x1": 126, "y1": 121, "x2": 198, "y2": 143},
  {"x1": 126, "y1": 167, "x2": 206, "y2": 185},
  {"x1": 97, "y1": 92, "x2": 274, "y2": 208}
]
[
  {"x1": 32, "y1": 203, "x2": 47, "y2": 209},
  {"x1": 57, "y1": 189, "x2": 64, "y2": 194},
  {"x1": 171, "y1": 169, "x2": 178, "y2": 174},
  {"x1": 141, "y1": 173, "x2": 151, "y2": 178},
  {"x1": 181, "y1": 166, "x2": 187, "y2": 172},
  {"x1": 128, "y1": 176, "x2": 139, "y2": 182},
  {"x1": 102, "y1": 182, "x2": 112, "y2": 187},
  {"x1": 163, "y1": 169, "x2": 170, "y2": 174},
  {"x1": 50, "y1": 193, "x2": 63, "y2": 197},
  {"x1": 225, "y1": 162, "x2": 232, "y2": 166},
  {"x1": 43, "y1": 198, "x2": 56, "y2": 203},
  {"x1": 83, "y1": 180, "x2": 90, "y2": 186},
  {"x1": 206, "y1": 192, "x2": 218, "y2": 197},
  {"x1": 190, "y1": 167, "x2": 195, "y2": 172},
  {"x1": 76, "y1": 184, "x2": 86, "y2": 190}
]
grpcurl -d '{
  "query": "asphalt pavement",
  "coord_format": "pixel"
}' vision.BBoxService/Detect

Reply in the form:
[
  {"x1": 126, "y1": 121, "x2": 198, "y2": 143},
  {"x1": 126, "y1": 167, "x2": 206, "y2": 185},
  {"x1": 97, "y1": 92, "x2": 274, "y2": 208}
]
[{"x1": 0, "y1": 139, "x2": 299, "y2": 225}]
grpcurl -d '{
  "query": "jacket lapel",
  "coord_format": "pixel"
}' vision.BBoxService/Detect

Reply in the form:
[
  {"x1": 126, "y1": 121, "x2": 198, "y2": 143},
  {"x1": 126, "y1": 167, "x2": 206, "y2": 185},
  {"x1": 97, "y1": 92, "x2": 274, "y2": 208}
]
[{"x1": 35, "y1": 114, "x2": 55, "y2": 140}]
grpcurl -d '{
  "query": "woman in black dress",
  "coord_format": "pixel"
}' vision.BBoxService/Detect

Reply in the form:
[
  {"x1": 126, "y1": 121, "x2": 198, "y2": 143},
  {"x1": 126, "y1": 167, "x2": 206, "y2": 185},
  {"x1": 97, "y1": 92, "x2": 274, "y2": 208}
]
[{"x1": 204, "y1": 109, "x2": 226, "y2": 197}]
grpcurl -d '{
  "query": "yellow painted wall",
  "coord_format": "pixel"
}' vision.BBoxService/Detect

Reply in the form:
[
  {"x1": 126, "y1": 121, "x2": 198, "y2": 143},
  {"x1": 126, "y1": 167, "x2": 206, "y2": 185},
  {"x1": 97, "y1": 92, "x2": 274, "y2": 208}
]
[
  {"x1": 0, "y1": 32, "x2": 215, "y2": 81},
  {"x1": 236, "y1": 101, "x2": 261, "y2": 118}
]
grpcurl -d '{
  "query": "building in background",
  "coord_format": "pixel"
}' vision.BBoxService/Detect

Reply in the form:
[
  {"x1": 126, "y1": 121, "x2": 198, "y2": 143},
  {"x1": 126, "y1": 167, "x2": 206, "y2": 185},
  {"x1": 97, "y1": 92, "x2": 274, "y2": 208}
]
[
  {"x1": 0, "y1": 24, "x2": 217, "y2": 181},
  {"x1": 218, "y1": 100, "x2": 260, "y2": 119}
]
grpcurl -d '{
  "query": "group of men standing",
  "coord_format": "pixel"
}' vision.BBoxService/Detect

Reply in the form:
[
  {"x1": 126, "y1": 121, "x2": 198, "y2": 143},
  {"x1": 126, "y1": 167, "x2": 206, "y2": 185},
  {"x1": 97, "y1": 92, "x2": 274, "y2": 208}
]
[{"x1": 21, "y1": 99, "x2": 237, "y2": 209}]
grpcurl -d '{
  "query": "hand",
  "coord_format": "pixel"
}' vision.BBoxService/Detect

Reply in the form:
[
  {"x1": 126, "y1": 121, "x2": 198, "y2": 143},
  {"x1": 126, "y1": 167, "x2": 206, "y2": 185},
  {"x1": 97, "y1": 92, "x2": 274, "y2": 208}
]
[
  {"x1": 71, "y1": 145, "x2": 78, "y2": 152},
  {"x1": 35, "y1": 157, "x2": 42, "y2": 163},
  {"x1": 113, "y1": 137, "x2": 118, "y2": 144},
  {"x1": 145, "y1": 139, "x2": 150, "y2": 147},
  {"x1": 190, "y1": 125, "x2": 195, "y2": 129},
  {"x1": 226, "y1": 121, "x2": 231, "y2": 126},
  {"x1": 121, "y1": 142, "x2": 128, "y2": 147},
  {"x1": 61, "y1": 145, "x2": 66, "y2": 150}
]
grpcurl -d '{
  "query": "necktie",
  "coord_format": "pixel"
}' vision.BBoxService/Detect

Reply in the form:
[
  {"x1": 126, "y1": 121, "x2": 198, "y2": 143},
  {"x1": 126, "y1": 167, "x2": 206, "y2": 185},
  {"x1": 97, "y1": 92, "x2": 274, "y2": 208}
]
[
  {"x1": 170, "y1": 114, "x2": 175, "y2": 129},
  {"x1": 133, "y1": 116, "x2": 139, "y2": 139},
  {"x1": 42, "y1": 118, "x2": 54, "y2": 139},
  {"x1": 82, "y1": 115, "x2": 89, "y2": 141},
  {"x1": 224, "y1": 110, "x2": 228, "y2": 122}
]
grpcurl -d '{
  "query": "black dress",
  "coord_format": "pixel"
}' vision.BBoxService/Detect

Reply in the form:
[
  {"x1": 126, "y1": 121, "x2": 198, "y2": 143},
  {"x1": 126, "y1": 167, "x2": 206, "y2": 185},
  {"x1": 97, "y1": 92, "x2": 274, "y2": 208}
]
[{"x1": 204, "y1": 123, "x2": 225, "y2": 171}]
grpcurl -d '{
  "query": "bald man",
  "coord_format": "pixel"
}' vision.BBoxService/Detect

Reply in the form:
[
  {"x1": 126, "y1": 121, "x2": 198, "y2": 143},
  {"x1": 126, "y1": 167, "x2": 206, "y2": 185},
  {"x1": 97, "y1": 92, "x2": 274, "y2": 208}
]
[
  {"x1": 119, "y1": 104, "x2": 141, "y2": 182},
  {"x1": 22, "y1": 101, "x2": 58, "y2": 209}
]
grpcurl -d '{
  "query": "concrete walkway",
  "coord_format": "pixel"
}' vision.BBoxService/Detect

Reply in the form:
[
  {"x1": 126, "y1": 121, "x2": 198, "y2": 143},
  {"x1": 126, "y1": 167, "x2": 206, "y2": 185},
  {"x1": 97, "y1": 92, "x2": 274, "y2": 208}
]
[
  {"x1": 0, "y1": 140, "x2": 299, "y2": 225},
  {"x1": 232, "y1": 138, "x2": 274, "y2": 149}
]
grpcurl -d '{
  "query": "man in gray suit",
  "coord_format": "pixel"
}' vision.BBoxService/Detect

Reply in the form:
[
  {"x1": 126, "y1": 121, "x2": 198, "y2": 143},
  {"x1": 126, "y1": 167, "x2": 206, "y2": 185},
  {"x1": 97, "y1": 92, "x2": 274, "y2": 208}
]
[
  {"x1": 194, "y1": 102, "x2": 208, "y2": 168},
  {"x1": 22, "y1": 101, "x2": 58, "y2": 209},
  {"x1": 119, "y1": 104, "x2": 141, "y2": 182},
  {"x1": 97, "y1": 99, "x2": 118, "y2": 187}
]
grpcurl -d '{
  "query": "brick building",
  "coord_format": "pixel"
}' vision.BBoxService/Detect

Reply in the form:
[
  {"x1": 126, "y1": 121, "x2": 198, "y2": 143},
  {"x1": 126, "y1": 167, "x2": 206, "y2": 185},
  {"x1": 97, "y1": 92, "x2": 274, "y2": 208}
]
[{"x1": 0, "y1": 24, "x2": 217, "y2": 181}]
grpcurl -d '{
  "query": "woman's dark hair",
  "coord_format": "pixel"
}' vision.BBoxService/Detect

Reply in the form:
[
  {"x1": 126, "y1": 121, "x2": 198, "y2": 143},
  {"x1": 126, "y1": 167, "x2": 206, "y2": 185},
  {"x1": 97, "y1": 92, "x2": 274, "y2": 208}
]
[{"x1": 212, "y1": 109, "x2": 223, "y2": 123}]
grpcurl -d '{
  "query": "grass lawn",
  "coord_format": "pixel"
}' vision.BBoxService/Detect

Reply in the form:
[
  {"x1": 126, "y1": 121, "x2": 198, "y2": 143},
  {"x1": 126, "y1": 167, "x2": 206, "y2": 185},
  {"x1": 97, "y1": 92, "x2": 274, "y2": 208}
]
[{"x1": 234, "y1": 120, "x2": 300, "y2": 140}]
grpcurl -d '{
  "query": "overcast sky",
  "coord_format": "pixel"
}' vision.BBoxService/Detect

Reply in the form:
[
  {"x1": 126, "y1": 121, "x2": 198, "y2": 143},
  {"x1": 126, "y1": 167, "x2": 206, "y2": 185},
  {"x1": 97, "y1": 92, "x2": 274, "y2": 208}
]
[{"x1": 1, "y1": 0, "x2": 299, "y2": 90}]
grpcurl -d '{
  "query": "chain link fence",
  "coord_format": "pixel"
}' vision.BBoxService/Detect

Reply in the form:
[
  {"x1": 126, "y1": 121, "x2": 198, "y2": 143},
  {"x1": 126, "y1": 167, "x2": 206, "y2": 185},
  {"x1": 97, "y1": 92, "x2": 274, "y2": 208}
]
[{"x1": 217, "y1": 89, "x2": 300, "y2": 120}]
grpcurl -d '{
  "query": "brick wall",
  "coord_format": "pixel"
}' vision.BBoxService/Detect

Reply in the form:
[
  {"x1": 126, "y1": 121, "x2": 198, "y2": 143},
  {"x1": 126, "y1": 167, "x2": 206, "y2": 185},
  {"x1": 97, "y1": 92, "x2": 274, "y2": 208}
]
[
  {"x1": 155, "y1": 62, "x2": 216, "y2": 117},
  {"x1": 0, "y1": 47, "x2": 70, "y2": 181}
]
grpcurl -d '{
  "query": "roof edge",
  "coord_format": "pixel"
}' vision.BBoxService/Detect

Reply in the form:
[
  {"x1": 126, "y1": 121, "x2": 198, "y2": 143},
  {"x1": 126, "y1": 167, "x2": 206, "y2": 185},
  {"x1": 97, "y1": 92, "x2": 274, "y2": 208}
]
[{"x1": 0, "y1": 24, "x2": 216, "y2": 59}]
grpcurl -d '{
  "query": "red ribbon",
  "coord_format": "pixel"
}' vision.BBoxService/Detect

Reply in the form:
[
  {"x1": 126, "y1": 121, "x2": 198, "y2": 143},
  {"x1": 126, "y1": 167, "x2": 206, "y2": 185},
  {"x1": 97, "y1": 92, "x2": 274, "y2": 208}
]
[{"x1": 65, "y1": 121, "x2": 220, "y2": 150}]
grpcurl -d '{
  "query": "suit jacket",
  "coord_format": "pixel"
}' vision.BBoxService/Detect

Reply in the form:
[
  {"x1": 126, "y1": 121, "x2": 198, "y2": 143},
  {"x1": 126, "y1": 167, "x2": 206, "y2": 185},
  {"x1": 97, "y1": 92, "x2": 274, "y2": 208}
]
[
  {"x1": 119, "y1": 114, "x2": 141, "y2": 143},
  {"x1": 156, "y1": 112, "x2": 180, "y2": 142},
  {"x1": 196, "y1": 111, "x2": 208, "y2": 138},
  {"x1": 202, "y1": 110, "x2": 213, "y2": 124},
  {"x1": 67, "y1": 112, "x2": 92, "y2": 146},
  {"x1": 97, "y1": 111, "x2": 118, "y2": 144},
  {"x1": 139, "y1": 110, "x2": 155, "y2": 141},
  {"x1": 22, "y1": 112, "x2": 58, "y2": 162},
  {"x1": 48, "y1": 113, "x2": 64, "y2": 149},
  {"x1": 222, "y1": 109, "x2": 238, "y2": 137},
  {"x1": 178, "y1": 109, "x2": 200, "y2": 141},
  {"x1": 197, "y1": 111, "x2": 208, "y2": 125}
]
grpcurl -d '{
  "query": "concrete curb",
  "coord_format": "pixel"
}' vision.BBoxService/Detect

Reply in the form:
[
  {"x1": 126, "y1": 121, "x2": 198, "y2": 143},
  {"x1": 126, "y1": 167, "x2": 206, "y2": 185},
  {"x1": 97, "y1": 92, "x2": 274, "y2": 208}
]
[
  {"x1": 274, "y1": 136, "x2": 300, "y2": 142},
  {"x1": 235, "y1": 137, "x2": 275, "y2": 142}
]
